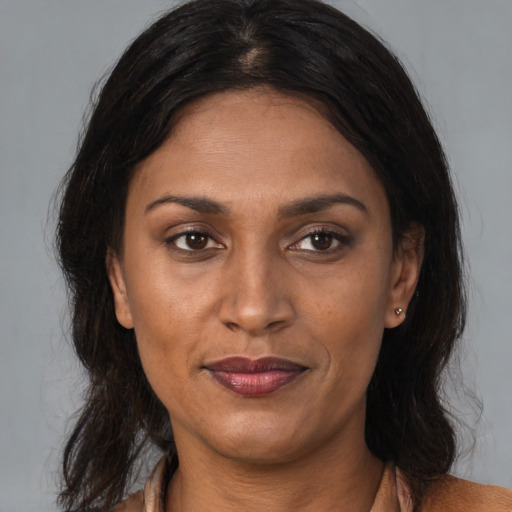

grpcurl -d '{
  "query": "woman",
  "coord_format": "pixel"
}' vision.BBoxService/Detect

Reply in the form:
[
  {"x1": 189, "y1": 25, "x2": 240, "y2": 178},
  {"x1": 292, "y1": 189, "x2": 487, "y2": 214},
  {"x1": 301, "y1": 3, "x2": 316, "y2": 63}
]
[{"x1": 55, "y1": 0, "x2": 512, "y2": 511}]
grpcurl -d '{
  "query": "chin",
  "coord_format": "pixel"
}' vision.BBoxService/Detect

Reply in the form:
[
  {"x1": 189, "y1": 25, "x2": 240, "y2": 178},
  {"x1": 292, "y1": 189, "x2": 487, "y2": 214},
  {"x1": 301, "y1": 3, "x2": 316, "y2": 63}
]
[
  {"x1": 215, "y1": 437, "x2": 308, "y2": 466},
  {"x1": 200, "y1": 412, "x2": 317, "y2": 465}
]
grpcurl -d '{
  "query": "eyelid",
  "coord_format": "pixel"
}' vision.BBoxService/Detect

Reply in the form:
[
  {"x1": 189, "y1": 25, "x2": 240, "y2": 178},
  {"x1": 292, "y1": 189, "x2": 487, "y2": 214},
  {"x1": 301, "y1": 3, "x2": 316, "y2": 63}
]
[{"x1": 163, "y1": 222, "x2": 222, "y2": 240}]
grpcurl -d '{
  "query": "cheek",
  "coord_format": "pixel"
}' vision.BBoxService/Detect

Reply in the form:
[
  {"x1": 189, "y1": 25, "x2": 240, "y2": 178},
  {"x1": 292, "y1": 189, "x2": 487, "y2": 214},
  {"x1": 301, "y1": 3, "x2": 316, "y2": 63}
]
[
  {"x1": 302, "y1": 261, "x2": 391, "y2": 381},
  {"x1": 125, "y1": 248, "x2": 201, "y2": 331},
  {"x1": 123, "y1": 260, "x2": 223, "y2": 401},
  {"x1": 121, "y1": 266, "x2": 189, "y2": 381}
]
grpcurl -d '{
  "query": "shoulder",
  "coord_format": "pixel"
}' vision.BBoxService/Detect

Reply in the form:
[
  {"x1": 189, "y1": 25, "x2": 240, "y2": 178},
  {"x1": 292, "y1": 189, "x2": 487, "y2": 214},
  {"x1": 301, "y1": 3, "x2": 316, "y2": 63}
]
[
  {"x1": 110, "y1": 453, "x2": 170, "y2": 512},
  {"x1": 421, "y1": 475, "x2": 512, "y2": 512},
  {"x1": 110, "y1": 491, "x2": 144, "y2": 512}
]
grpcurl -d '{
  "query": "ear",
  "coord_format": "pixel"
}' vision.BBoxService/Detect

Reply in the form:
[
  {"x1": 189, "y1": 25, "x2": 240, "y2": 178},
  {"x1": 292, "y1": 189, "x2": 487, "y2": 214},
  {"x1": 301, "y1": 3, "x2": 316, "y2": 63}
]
[
  {"x1": 384, "y1": 223, "x2": 424, "y2": 328},
  {"x1": 106, "y1": 249, "x2": 134, "y2": 329}
]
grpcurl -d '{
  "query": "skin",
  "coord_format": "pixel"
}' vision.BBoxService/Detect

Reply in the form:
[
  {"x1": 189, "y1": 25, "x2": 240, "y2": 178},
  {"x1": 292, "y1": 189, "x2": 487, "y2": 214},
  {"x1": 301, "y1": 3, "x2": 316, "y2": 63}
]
[{"x1": 108, "y1": 89, "x2": 423, "y2": 512}]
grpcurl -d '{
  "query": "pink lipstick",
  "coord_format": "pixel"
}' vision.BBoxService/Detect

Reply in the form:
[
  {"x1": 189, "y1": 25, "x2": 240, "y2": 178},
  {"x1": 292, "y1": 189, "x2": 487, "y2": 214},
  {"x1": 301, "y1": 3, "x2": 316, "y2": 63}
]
[{"x1": 205, "y1": 357, "x2": 307, "y2": 397}]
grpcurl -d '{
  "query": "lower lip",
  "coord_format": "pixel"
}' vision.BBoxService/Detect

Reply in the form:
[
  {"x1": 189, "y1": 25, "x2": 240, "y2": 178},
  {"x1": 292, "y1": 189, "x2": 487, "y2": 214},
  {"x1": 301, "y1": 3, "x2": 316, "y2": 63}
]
[{"x1": 209, "y1": 370, "x2": 305, "y2": 396}]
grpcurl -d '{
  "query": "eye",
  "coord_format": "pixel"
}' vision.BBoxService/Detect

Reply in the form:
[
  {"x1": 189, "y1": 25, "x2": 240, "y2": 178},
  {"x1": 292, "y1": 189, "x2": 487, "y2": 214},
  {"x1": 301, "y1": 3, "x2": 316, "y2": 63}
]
[
  {"x1": 289, "y1": 228, "x2": 350, "y2": 252},
  {"x1": 167, "y1": 230, "x2": 224, "y2": 252},
  {"x1": 308, "y1": 232, "x2": 336, "y2": 250}
]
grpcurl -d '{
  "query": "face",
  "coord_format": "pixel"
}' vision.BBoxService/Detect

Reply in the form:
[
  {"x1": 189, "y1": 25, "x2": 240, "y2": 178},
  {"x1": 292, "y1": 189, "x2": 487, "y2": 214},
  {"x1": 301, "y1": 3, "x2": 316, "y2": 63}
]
[{"x1": 108, "y1": 89, "x2": 421, "y2": 465}]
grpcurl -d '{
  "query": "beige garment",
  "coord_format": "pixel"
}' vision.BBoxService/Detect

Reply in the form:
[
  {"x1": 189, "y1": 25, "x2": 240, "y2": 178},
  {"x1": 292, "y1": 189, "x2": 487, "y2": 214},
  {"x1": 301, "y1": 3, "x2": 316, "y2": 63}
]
[{"x1": 112, "y1": 455, "x2": 512, "y2": 512}]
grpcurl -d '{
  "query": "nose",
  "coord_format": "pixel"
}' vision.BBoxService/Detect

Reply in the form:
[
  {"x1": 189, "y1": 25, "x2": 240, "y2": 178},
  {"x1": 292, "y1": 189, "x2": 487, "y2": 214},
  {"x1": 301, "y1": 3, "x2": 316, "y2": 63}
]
[{"x1": 218, "y1": 248, "x2": 295, "y2": 336}]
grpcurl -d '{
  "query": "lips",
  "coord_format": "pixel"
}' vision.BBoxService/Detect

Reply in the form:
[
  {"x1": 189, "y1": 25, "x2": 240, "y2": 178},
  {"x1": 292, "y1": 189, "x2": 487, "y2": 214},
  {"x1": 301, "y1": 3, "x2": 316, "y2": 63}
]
[{"x1": 205, "y1": 356, "x2": 307, "y2": 397}]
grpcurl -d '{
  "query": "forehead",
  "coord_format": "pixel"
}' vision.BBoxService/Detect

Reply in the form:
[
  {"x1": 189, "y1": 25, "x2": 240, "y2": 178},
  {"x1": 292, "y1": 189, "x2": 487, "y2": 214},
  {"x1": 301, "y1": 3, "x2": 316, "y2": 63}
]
[
  {"x1": 167, "y1": 88, "x2": 346, "y2": 164},
  {"x1": 129, "y1": 88, "x2": 388, "y2": 217}
]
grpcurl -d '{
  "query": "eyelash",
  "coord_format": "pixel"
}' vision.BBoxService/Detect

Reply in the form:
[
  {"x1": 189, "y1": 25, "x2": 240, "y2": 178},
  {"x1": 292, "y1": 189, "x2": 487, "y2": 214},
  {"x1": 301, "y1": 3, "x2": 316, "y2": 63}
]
[{"x1": 164, "y1": 226, "x2": 351, "y2": 256}]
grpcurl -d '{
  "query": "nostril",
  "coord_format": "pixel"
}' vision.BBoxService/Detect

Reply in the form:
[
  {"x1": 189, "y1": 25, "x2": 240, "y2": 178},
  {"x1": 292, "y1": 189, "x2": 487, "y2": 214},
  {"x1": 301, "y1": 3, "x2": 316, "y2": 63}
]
[
  {"x1": 268, "y1": 320, "x2": 284, "y2": 330},
  {"x1": 224, "y1": 321, "x2": 240, "y2": 332}
]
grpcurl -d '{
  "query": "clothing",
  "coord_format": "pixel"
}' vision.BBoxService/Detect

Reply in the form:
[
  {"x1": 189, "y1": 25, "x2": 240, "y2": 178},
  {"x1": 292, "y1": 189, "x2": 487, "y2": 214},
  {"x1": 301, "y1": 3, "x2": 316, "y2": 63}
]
[{"x1": 112, "y1": 454, "x2": 512, "y2": 512}]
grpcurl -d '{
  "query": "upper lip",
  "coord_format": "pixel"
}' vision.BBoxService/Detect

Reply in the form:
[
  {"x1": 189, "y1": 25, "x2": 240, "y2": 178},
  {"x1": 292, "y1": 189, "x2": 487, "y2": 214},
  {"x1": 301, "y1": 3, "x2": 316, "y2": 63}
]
[{"x1": 204, "y1": 356, "x2": 307, "y2": 373}]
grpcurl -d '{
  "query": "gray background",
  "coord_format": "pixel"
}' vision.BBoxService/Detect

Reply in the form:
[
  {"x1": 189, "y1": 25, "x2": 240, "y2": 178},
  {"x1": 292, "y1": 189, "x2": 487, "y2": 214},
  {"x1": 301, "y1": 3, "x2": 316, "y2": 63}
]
[{"x1": 1, "y1": 1, "x2": 511, "y2": 510}]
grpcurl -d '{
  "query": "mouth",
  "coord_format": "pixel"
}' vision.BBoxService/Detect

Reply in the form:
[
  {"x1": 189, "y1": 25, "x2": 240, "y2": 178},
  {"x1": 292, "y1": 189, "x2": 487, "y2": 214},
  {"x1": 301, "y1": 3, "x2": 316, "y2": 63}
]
[{"x1": 204, "y1": 356, "x2": 308, "y2": 397}]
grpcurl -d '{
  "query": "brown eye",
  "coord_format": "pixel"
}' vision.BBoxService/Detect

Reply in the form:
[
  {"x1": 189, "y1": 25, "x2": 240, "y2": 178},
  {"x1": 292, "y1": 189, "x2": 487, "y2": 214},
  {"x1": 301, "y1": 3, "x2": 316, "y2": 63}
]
[
  {"x1": 289, "y1": 229, "x2": 349, "y2": 253},
  {"x1": 185, "y1": 233, "x2": 208, "y2": 249},
  {"x1": 310, "y1": 233, "x2": 333, "y2": 250},
  {"x1": 170, "y1": 230, "x2": 223, "y2": 252}
]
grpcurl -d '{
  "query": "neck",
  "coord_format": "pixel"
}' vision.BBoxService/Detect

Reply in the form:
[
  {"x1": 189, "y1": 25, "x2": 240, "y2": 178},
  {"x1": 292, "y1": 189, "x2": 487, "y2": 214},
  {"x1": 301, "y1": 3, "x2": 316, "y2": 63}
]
[{"x1": 166, "y1": 429, "x2": 384, "y2": 512}]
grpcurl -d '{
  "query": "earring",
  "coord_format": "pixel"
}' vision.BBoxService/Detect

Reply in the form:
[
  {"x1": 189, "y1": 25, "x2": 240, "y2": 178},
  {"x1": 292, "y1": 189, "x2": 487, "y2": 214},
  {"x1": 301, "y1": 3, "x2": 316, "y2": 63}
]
[{"x1": 394, "y1": 307, "x2": 404, "y2": 318}]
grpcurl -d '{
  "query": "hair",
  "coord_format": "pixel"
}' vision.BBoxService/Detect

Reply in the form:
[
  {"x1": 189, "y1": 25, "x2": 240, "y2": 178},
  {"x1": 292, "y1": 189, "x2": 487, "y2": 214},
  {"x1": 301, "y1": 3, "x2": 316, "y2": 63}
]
[{"x1": 56, "y1": 0, "x2": 466, "y2": 510}]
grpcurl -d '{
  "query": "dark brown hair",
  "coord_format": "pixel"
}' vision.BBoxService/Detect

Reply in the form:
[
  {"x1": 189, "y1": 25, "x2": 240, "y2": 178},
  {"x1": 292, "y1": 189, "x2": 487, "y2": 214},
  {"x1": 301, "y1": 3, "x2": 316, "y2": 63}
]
[{"x1": 56, "y1": 0, "x2": 466, "y2": 510}]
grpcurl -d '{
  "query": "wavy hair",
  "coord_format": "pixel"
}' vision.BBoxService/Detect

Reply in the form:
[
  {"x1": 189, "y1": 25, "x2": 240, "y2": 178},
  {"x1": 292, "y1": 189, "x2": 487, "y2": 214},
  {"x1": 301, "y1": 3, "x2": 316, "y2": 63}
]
[{"x1": 56, "y1": 0, "x2": 466, "y2": 510}]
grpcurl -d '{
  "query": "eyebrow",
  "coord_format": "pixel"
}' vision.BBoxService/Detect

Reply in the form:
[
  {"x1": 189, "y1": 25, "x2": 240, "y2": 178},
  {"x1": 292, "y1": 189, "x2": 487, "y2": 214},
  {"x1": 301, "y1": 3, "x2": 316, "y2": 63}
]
[
  {"x1": 278, "y1": 193, "x2": 369, "y2": 218},
  {"x1": 145, "y1": 195, "x2": 229, "y2": 215},
  {"x1": 144, "y1": 192, "x2": 369, "y2": 217}
]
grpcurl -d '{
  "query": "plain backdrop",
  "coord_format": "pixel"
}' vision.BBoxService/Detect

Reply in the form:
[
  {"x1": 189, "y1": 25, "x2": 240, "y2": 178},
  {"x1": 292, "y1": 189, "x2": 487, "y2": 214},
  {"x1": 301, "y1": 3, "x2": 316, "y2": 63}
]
[{"x1": 1, "y1": 1, "x2": 511, "y2": 511}]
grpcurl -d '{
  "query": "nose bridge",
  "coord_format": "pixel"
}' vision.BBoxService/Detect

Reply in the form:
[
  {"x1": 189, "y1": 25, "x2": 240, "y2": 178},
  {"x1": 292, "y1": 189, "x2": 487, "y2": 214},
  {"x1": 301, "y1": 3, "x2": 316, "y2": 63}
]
[{"x1": 219, "y1": 239, "x2": 293, "y2": 335}]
